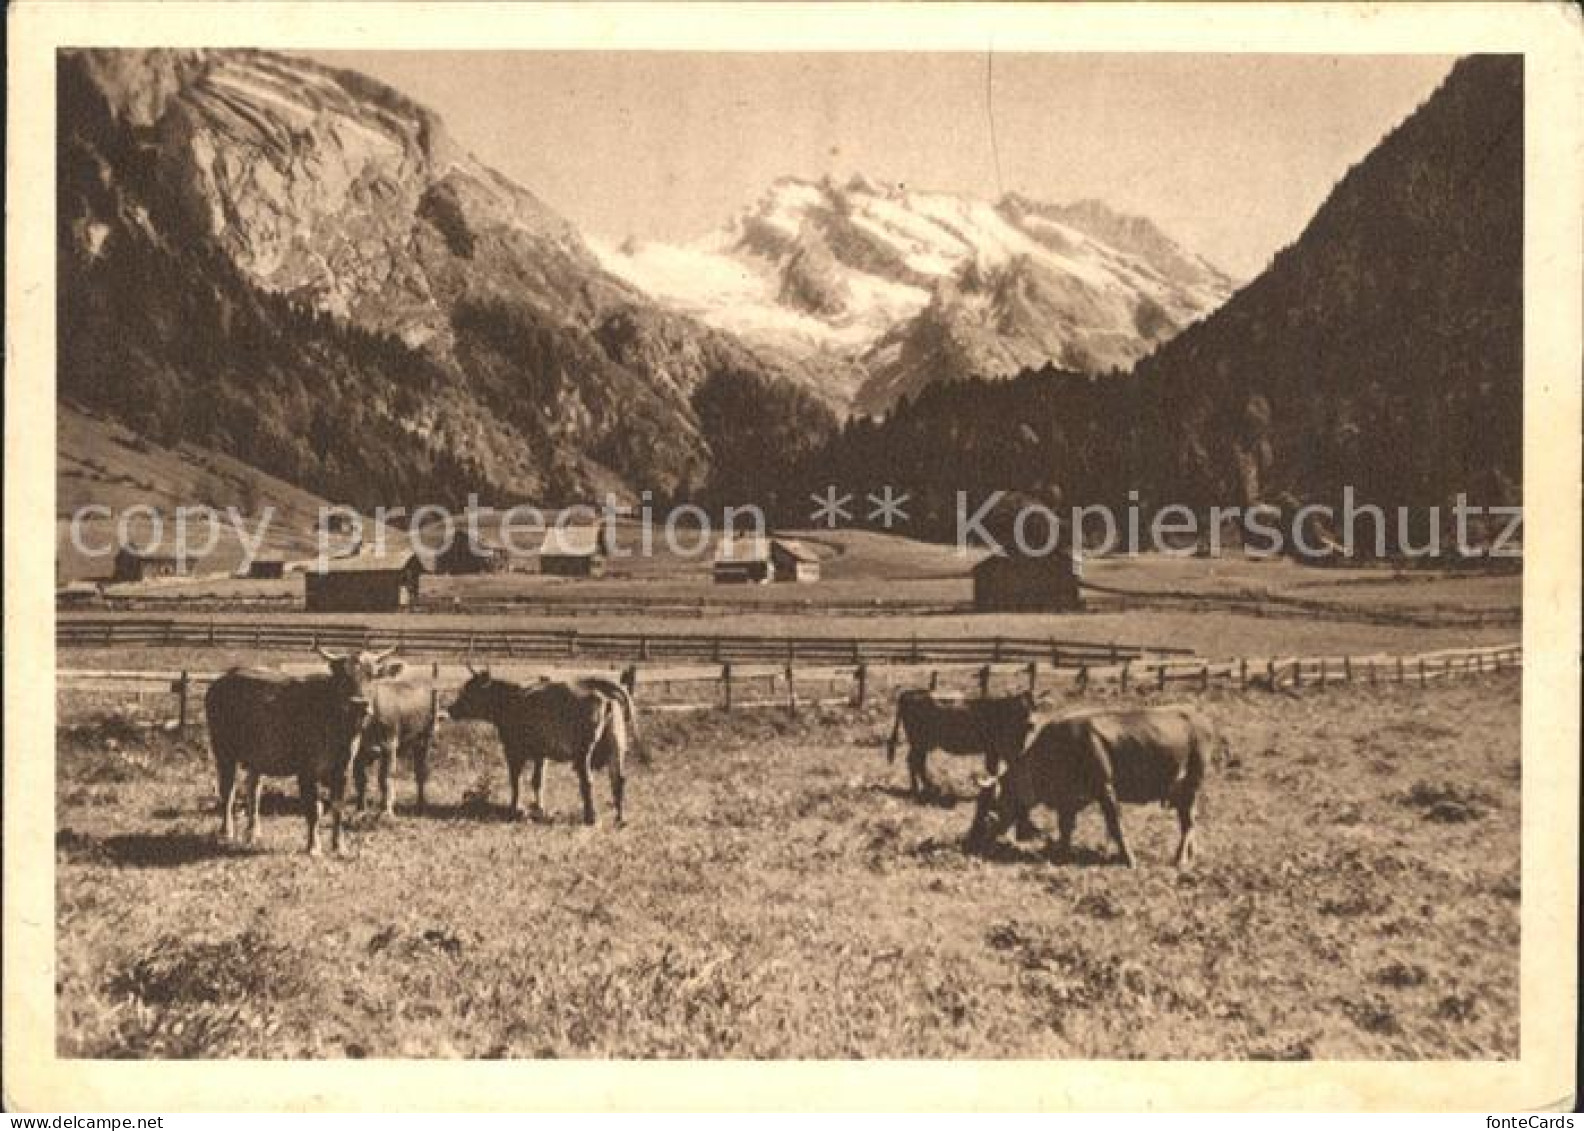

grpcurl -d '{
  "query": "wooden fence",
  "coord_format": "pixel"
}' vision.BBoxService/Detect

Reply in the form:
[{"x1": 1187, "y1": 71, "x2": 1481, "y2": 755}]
[
  {"x1": 55, "y1": 616, "x2": 1189, "y2": 667},
  {"x1": 57, "y1": 641, "x2": 1522, "y2": 729}
]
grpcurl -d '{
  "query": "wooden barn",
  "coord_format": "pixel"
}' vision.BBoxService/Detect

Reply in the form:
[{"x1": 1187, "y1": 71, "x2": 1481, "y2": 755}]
[
  {"x1": 303, "y1": 552, "x2": 424, "y2": 612},
  {"x1": 539, "y1": 526, "x2": 611, "y2": 578},
  {"x1": 972, "y1": 548, "x2": 1082, "y2": 612},
  {"x1": 770, "y1": 538, "x2": 821, "y2": 583},
  {"x1": 244, "y1": 558, "x2": 286, "y2": 579},
  {"x1": 111, "y1": 549, "x2": 189, "y2": 584},
  {"x1": 713, "y1": 536, "x2": 774, "y2": 584}
]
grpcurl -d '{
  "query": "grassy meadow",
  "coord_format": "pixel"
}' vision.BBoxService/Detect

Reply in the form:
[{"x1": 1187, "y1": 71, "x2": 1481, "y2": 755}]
[{"x1": 56, "y1": 674, "x2": 1520, "y2": 1060}]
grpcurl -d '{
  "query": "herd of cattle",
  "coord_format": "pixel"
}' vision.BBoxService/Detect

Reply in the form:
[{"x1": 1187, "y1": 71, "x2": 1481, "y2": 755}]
[{"x1": 204, "y1": 648, "x2": 1221, "y2": 867}]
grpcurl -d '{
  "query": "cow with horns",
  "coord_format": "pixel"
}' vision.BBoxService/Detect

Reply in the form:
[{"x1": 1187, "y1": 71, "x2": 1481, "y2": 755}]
[
  {"x1": 966, "y1": 705, "x2": 1216, "y2": 868},
  {"x1": 886, "y1": 688, "x2": 1041, "y2": 798},
  {"x1": 446, "y1": 658, "x2": 636, "y2": 826},
  {"x1": 314, "y1": 645, "x2": 441, "y2": 816}
]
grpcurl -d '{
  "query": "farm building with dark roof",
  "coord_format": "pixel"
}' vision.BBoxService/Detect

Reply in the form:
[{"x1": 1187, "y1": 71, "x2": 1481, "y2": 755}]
[
  {"x1": 539, "y1": 526, "x2": 611, "y2": 577},
  {"x1": 303, "y1": 552, "x2": 424, "y2": 612},
  {"x1": 111, "y1": 549, "x2": 189, "y2": 584},
  {"x1": 971, "y1": 548, "x2": 1082, "y2": 612}
]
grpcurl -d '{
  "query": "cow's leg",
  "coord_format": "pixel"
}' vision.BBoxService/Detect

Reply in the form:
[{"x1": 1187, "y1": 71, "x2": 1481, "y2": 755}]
[
  {"x1": 1097, "y1": 786, "x2": 1135, "y2": 868},
  {"x1": 217, "y1": 758, "x2": 238, "y2": 841},
  {"x1": 907, "y1": 744, "x2": 934, "y2": 797},
  {"x1": 300, "y1": 771, "x2": 323, "y2": 856},
  {"x1": 1055, "y1": 805, "x2": 1078, "y2": 860},
  {"x1": 506, "y1": 751, "x2": 527, "y2": 820},
  {"x1": 378, "y1": 740, "x2": 395, "y2": 818},
  {"x1": 414, "y1": 729, "x2": 433, "y2": 815},
  {"x1": 608, "y1": 747, "x2": 626, "y2": 828},
  {"x1": 244, "y1": 769, "x2": 265, "y2": 844},
  {"x1": 353, "y1": 752, "x2": 370, "y2": 811},
  {"x1": 1173, "y1": 794, "x2": 1197, "y2": 868},
  {"x1": 576, "y1": 754, "x2": 597, "y2": 827},
  {"x1": 528, "y1": 757, "x2": 548, "y2": 821},
  {"x1": 328, "y1": 775, "x2": 349, "y2": 856}
]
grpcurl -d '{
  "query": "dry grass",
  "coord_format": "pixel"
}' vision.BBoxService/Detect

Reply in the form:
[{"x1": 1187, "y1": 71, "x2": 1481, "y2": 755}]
[{"x1": 57, "y1": 674, "x2": 1519, "y2": 1059}]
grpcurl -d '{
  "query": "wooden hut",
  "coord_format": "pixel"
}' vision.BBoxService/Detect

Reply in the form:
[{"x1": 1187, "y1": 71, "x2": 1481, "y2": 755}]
[
  {"x1": 713, "y1": 536, "x2": 774, "y2": 584},
  {"x1": 244, "y1": 558, "x2": 286, "y2": 579},
  {"x1": 770, "y1": 538, "x2": 821, "y2": 583},
  {"x1": 111, "y1": 549, "x2": 189, "y2": 584},
  {"x1": 303, "y1": 552, "x2": 424, "y2": 612},
  {"x1": 538, "y1": 526, "x2": 611, "y2": 578},
  {"x1": 433, "y1": 537, "x2": 514, "y2": 575},
  {"x1": 972, "y1": 549, "x2": 1082, "y2": 612}
]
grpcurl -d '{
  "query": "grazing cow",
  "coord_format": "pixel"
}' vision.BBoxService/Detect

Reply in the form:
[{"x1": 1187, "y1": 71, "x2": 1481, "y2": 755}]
[
  {"x1": 205, "y1": 668, "x2": 374, "y2": 855},
  {"x1": 966, "y1": 705, "x2": 1215, "y2": 868},
  {"x1": 886, "y1": 689, "x2": 1039, "y2": 797},
  {"x1": 316, "y1": 646, "x2": 440, "y2": 816},
  {"x1": 446, "y1": 670, "x2": 627, "y2": 826}
]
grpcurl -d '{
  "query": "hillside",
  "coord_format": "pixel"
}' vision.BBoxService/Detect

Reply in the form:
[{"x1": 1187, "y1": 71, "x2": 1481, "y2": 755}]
[
  {"x1": 57, "y1": 404, "x2": 336, "y2": 582},
  {"x1": 58, "y1": 49, "x2": 838, "y2": 510},
  {"x1": 597, "y1": 177, "x2": 1235, "y2": 414},
  {"x1": 792, "y1": 56, "x2": 1522, "y2": 544}
]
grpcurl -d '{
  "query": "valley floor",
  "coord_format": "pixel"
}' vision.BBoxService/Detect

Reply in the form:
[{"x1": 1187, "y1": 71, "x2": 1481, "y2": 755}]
[{"x1": 57, "y1": 676, "x2": 1520, "y2": 1059}]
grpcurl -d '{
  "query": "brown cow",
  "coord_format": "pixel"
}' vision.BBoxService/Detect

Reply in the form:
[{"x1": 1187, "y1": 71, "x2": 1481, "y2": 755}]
[
  {"x1": 205, "y1": 668, "x2": 373, "y2": 855},
  {"x1": 967, "y1": 705, "x2": 1215, "y2": 868},
  {"x1": 316, "y1": 646, "x2": 441, "y2": 816},
  {"x1": 446, "y1": 670, "x2": 628, "y2": 826},
  {"x1": 886, "y1": 689, "x2": 1039, "y2": 797}
]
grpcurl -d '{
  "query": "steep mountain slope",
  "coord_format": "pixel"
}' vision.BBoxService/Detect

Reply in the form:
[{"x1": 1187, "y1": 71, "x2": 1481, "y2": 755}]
[
  {"x1": 58, "y1": 49, "x2": 837, "y2": 509},
  {"x1": 791, "y1": 56, "x2": 1521, "y2": 545},
  {"x1": 595, "y1": 176, "x2": 1235, "y2": 414}
]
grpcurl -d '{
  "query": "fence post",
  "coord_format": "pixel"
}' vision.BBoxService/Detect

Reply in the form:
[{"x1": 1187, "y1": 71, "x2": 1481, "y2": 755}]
[
  {"x1": 1419, "y1": 658, "x2": 1428, "y2": 688},
  {"x1": 568, "y1": 630, "x2": 578, "y2": 659},
  {"x1": 208, "y1": 619, "x2": 216, "y2": 646},
  {"x1": 1239, "y1": 658, "x2": 1248, "y2": 690},
  {"x1": 1076, "y1": 664, "x2": 1089, "y2": 692},
  {"x1": 929, "y1": 670, "x2": 939, "y2": 692},
  {"x1": 1294, "y1": 661, "x2": 1303, "y2": 690},
  {"x1": 851, "y1": 639, "x2": 861, "y2": 664},
  {"x1": 785, "y1": 662, "x2": 797, "y2": 715},
  {"x1": 1157, "y1": 663, "x2": 1168, "y2": 692},
  {"x1": 978, "y1": 665, "x2": 991, "y2": 698},
  {"x1": 176, "y1": 670, "x2": 190, "y2": 733},
  {"x1": 1267, "y1": 659, "x2": 1277, "y2": 690},
  {"x1": 1200, "y1": 663, "x2": 1210, "y2": 692},
  {"x1": 993, "y1": 638, "x2": 1004, "y2": 662},
  {"x1": 255, "y1": 624, "x2": 263, "y2": 649},
  {"x1": 855, "y1": 663, "x2": 868, "y2": 708},
  {"x1": 1397, "y1": 656, "x2": 1406, "y2": 684},
  {"x1": 1120, "y1": 660, "x2": 1131, "y2": 693},
  {"x1": 910, "y1": 635, "x2": 921, "y2": 663},
  {"x1": 1050, "y1": 640, "x2": 1061, "y2": 667},
  {"x1": 722, "y1": 662, "x2": 733, "y2": 712},
  {"x1": 1343, "y1": 656, "x2": 1353, "y2": 684},
  {"x1": 640, "y1": 635, "x2": 650, "y2": 661},
  {"x1": 1026, "y1": 661, "x2": 1038, "y2": 694}
]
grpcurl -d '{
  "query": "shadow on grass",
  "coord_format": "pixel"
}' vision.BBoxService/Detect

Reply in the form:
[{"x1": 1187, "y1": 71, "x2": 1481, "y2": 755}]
[
  {"x1": 59, "y1": 830, "x2": 248, "y2": 868},
  {"x1": 866, "y1": 783, "x2": 964, "y2": 809}
]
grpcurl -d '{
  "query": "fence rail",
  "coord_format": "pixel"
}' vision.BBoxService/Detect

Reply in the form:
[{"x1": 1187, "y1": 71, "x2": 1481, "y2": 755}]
[
  {"x1": 56, "y1": 616, "x2": 1190, "y2": 667},
  {"x1": 58, "y1": 642, "x2": 1522, "y2": 728}
]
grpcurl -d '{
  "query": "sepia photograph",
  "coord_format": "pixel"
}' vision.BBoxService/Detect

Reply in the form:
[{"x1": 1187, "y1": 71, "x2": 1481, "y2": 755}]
[{"x1": 5, "y1": 0, "x2": 1580, "y2": 1114}]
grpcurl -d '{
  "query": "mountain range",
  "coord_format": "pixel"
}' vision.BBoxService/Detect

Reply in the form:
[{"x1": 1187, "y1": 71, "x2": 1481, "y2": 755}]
[
  {"x1": 58, "y1": 48, "x2": 840, "y2": 508},
  {"x1": 58, "y1": 49, "x2": 1519, "y2": 538},
  {"x1": 597, "y1": 177, "x2": 1235, "y2": 414}
]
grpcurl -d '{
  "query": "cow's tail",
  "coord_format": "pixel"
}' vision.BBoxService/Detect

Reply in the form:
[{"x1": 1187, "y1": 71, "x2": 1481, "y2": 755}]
[
  {"x1": 885, "y1": 697, "x2": 906, "y2": 764},
  {"x1": 614, "y1": 685, "x2": 646, "y2": 766}
]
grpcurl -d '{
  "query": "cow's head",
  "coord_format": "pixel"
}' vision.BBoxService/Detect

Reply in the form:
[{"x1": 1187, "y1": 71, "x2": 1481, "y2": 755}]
[
  {"x1": 966, "y1": 766, "x2": 1015, "y2": 851},
  {"x1": 447, "y1": 669, "x2": 498, "y2": 724},
  {"x1": 316, "y1": 645, "x2": 402, "y2": 694}
]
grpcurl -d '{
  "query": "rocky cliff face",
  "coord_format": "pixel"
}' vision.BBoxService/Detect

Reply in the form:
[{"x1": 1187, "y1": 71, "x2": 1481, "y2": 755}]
[
  {"x1": 597, "y1": 176, "x2": 1236, "y2": 414},
  {"x1": 58, "y1": 49, "x2": 838, "y2": 507}
]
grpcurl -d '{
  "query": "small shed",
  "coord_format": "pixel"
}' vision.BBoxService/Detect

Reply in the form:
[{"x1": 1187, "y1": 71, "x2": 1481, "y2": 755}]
[
  {"x1": 112, "y1": 549, "x2": 189, "y2": 584},
  {"x1": 713, "y1": 536, "x2": 774, "y2": 584},
  {"x1": 303, "y1": 552, "x2": 424, "y2": 612},
  {"x1": 769, "y1": 538, "x2": 821, "y2": 583},
  {"x1": 539, "y1": 526, "x2": 611, "y2": 578},
  {"x1": 244, "y1": 558, "x2": 286, "y2": 579},
  {"x1": 972, "y1": 549, "x2": 1082, "y2": 612}
]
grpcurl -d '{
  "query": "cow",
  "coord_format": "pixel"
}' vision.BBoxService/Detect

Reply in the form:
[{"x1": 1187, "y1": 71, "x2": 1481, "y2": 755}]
[
  {"x1": 966, "y1": 705, "x2": 1216, "y2": 868},
  {"x1": 205, "y1": 668, "x2": 374, "y2": 856},
  {"x1": 315, "y1": 646, "x2": 441, "y2": 816},
  {"x1": 886, "y1": 689, "x2": 1039, "y2": 797},
  {"x1": 446, "y1": 668, "x2": 628, "y2": 826}
]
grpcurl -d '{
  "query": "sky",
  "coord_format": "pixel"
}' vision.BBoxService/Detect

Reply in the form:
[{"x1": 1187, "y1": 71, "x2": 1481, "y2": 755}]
[{"x1": 307, "y1": 51, "x2": 1456, "y2": 278}]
